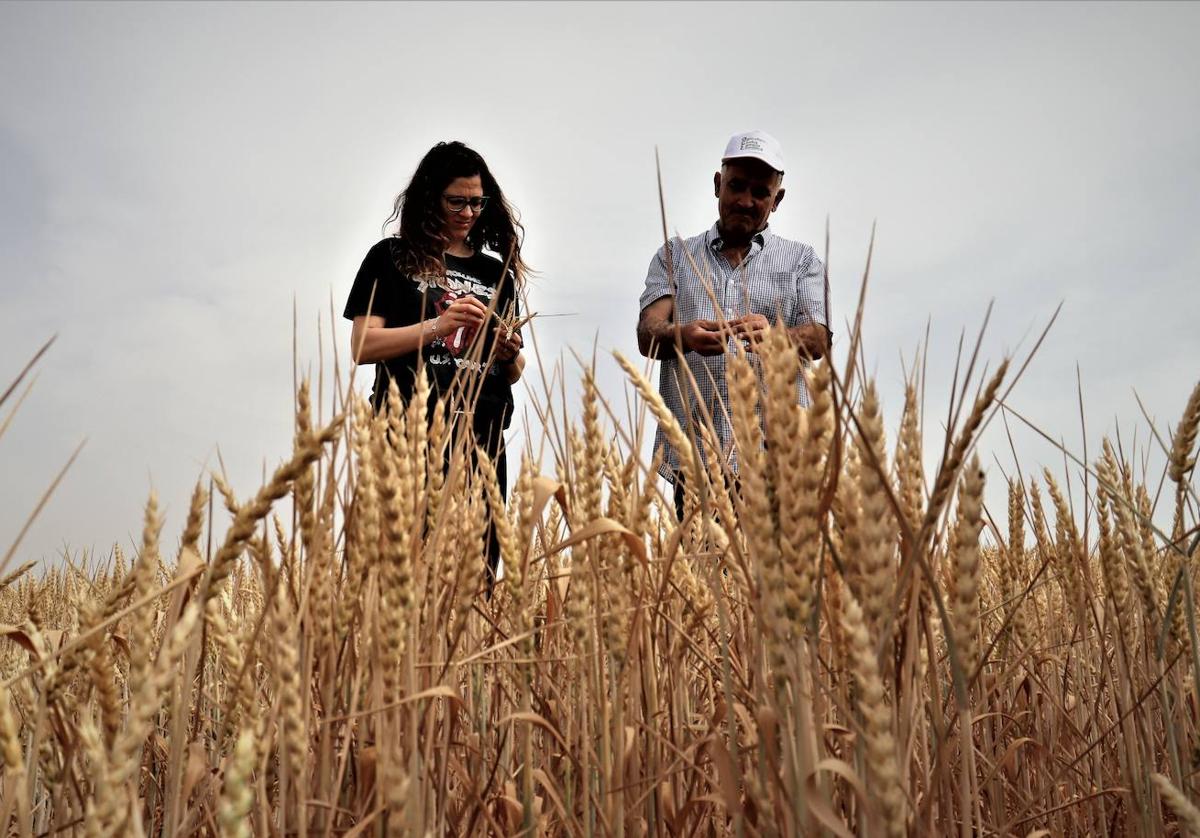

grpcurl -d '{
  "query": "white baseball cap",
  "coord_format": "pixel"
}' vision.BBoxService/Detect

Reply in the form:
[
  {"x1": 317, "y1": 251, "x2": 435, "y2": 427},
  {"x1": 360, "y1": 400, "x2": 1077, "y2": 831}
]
[{"x1": 721, "y1": 130, "x2": 785, "y2": 174}]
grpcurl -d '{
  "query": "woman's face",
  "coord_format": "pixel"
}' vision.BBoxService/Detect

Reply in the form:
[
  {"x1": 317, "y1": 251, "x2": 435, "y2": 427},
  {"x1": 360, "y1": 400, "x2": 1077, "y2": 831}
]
[{"x1": 440, "y1": 174, "x2": 486, "y2": 244}]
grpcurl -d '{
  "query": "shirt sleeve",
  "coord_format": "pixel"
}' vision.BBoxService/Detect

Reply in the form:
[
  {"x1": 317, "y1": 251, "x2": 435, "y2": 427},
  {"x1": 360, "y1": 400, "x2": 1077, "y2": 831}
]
[
  {"x1": 343, "y1": 241, "x2": 397, "y2": 321},
  {"x1": 795, "y1": 247, "x2": 828, "y2": 329},
  {"x1": 638, "y1": 240, "x2": 676, "y2": 313}
]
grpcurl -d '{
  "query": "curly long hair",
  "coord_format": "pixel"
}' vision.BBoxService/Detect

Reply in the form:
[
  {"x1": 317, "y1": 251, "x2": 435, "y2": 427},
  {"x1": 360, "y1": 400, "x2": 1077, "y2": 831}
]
[{"x1": 384, "y1": 141, "x2": 528, "y2": 287}]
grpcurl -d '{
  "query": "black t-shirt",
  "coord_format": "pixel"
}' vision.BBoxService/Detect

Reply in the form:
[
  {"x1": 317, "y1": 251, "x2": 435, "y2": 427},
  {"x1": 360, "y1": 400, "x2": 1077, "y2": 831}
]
[{"x1": 343, "y1": 237, "x2": 519, "y2": 434}]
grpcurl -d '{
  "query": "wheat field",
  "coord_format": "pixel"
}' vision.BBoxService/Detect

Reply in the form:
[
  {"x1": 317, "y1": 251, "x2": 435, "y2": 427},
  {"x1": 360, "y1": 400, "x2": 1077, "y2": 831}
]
[{"x1": 0, "y1": 315, "x2": 1198, "y2": 837}]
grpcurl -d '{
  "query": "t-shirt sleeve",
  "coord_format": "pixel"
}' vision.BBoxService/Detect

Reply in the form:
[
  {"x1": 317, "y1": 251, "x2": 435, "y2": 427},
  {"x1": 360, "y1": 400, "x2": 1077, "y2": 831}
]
[
  {"x1": 638, "y1": 240, "x2": 676, "y2": 313},
  {"x1": 795, "y1": 247, "x2": 829, "y2": 329},
  {"x1": 343, "y1": 241, "x2": 397, "y2": 321}
]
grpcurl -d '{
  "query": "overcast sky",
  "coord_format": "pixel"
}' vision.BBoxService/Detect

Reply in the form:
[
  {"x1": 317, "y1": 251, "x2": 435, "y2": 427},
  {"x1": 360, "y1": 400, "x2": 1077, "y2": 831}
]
[{"x1": 2, "y1": 2, "x2": 1197, "y2": 566}]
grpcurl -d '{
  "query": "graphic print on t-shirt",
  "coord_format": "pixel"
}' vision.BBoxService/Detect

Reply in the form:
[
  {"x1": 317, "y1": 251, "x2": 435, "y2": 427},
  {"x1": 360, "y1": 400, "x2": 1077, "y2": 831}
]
[
  {"x1": 416, "y1": 269, "x2": 496, "y2": 300},
  {"x1": 420, "y1": 268, "x2": 500, "y2": 375}
]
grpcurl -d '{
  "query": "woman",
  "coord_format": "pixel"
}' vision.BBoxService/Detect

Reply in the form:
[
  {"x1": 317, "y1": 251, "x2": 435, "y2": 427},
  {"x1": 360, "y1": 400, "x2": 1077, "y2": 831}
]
[{"x1": 343, "y1": 140, "x2": 528, "y2": 583}]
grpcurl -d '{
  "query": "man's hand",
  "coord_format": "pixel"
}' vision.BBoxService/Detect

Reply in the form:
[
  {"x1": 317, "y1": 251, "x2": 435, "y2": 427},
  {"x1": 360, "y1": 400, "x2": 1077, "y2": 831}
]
[
  {"x1": 729, "y1": 315, "x2": 829, "y2": 359},
  {"x1": 791, "y1": 322, "x2": 830, "y2": 361},
  {"x1": 729, "y1": 313, "x2": 771, "y2": 352},
  {"x1": 680, "y1": 319, "x2": 726, "y2": 356},
  {"x1": 638, "y1": 297, "x2": 729, "y2": 358}
]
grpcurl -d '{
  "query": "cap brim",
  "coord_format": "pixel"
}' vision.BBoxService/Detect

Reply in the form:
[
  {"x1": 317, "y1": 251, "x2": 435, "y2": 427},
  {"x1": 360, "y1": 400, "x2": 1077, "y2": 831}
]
[{"x1": 721, "y1": 153, "x2": 784, "y2": 173}]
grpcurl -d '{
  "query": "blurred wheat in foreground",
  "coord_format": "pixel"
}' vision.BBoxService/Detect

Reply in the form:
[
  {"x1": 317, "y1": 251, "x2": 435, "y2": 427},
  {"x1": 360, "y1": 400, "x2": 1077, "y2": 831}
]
[{"x1": 1, "y1": 321, "x2": 1199, "y2": 838}]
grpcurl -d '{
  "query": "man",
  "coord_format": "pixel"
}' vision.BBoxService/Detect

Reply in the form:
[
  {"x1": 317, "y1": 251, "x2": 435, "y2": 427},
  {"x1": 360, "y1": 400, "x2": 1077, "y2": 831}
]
[{"x1": 636, "y1": 130, "x2": 830, "y2": 520}]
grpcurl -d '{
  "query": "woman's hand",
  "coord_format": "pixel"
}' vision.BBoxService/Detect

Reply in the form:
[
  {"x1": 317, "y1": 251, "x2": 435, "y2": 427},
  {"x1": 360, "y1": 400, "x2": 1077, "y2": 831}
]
[
  {"x1": 494, "y1": 326, "x2": 523, "y2": 362},
  {"x1": 435, "y1": 295, "x2": 488, "y2": 337}
]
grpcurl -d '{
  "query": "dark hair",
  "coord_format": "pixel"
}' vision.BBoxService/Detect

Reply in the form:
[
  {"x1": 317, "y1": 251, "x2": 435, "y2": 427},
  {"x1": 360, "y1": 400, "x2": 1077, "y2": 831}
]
[{"x1": 384, "y1": 141, "x2": 528, "y2": 287}]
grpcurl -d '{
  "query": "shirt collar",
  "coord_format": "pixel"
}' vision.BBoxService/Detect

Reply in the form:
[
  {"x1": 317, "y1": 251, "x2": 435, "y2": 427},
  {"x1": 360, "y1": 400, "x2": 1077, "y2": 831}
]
[{"x1": 707, "y1": 222, "x2": 771, "y2": 252}]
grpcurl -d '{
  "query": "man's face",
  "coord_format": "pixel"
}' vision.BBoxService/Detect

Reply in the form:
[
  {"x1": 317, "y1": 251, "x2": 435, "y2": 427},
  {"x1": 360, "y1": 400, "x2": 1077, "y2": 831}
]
[{"x1": 714, "y1": 159, "x2": 785, "y2": 240}]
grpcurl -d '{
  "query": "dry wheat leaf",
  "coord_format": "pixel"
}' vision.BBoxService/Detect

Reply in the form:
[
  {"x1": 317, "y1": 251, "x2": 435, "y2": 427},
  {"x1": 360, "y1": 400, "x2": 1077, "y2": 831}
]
[
  {"x1": 532, "y1": 769, "x2": 572, "y2": 829},
  {"x1": 497, "y1": 711, "x2": 569, "y2": 753},
  {"x1": 541, "y1": 517, "x2": 648, "y2": 568},
  {"x1": 708, "y1": 738, "x2": 743, "y2": 818},
  {"x1": 0, "y1": 625, "x2": 37, "y2": 657},
  {"x1": 181, "y1": 741, "x2": 210, "y2": 804},
  {"x1": 804, "y1": 758, "x2": 866, "y2": 838}
]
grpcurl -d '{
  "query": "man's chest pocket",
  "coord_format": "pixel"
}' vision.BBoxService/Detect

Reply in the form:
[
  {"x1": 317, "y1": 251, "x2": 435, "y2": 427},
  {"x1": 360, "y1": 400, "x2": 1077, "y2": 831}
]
[{"x1": 752, "y1": 271, "x2": 797, "y2": 325}]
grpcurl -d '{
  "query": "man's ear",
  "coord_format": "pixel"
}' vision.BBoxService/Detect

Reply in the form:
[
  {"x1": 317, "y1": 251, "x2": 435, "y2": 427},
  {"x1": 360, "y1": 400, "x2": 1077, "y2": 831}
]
[
  {"x1": 772, "y1": 187, "x2": 786, "y2": 211},
  {"x1": 713, "y1": 171, "x2": 722, "y2": 198}
]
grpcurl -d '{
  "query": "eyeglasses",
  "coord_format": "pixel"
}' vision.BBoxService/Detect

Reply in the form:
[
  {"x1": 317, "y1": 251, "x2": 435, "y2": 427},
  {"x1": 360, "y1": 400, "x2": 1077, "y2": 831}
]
[{"x1": 443, "y1": 195, "x2": 489, "y2": 214}]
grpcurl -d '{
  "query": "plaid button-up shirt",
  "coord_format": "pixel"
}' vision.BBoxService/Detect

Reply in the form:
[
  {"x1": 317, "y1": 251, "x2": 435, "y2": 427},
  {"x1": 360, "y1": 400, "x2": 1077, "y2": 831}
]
[{"x1": 638, "y1": 223, "x2": 829, "y2": 480}]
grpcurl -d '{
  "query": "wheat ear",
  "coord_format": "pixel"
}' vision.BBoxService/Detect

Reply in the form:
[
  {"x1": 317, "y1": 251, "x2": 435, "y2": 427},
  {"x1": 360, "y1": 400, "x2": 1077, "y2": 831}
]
[
  {"x1": 1153, "y1": 773, "x2": 1200, "y2": 838},
  {"x1": 841, "y1": 593, "x2": 906, "y2": 838},
  {"x1": 1168, "y1": 381, "x2": 1200, "y2": 485},
  {"x1": 217, "y1": 728, "x2": 256, "y2": 838},
  {"x1": 951, "y1": 456, "x2": 985, "y2": 677}
]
